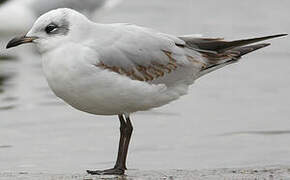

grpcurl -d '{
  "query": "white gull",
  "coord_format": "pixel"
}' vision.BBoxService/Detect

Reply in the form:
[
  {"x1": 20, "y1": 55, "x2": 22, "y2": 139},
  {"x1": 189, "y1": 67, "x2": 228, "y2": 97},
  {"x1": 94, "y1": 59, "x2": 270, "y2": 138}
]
[{"x1": 6, "y1": 8, "x2": 287, "y2": 175}]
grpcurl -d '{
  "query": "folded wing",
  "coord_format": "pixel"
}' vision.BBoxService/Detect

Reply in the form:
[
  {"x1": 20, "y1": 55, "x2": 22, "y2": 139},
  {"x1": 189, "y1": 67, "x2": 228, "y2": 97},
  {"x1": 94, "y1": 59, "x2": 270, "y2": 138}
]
[{"x1": 179, "y1": 34, "x2": 287, "y2": 77}]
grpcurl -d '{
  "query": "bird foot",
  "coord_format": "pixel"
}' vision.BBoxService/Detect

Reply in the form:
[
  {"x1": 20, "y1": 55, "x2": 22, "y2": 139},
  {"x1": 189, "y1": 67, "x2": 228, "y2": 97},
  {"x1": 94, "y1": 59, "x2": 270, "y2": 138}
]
[{"x1": 87, "y1": 167, "x2": 125, "y2": 175}]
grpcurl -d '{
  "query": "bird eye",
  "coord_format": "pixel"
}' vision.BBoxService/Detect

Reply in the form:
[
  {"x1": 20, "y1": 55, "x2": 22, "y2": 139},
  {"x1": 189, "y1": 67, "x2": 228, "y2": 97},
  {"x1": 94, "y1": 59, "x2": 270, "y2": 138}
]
[{"x1": 45, "y1": 24, "x2": 58, "y2": 34}]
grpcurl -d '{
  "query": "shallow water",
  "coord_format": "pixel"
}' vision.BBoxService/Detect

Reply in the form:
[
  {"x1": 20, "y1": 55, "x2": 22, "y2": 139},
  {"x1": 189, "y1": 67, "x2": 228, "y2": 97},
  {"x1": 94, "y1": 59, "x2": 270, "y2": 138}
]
[{"x1": 0, "y1": 0, "x2": 290, "y2": 175}]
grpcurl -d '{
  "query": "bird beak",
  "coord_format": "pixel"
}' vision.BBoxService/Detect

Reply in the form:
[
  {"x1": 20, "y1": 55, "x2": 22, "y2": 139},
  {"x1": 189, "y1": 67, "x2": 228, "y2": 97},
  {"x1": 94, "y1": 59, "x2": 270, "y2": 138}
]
[{"x1": 6, "y1": 36, "x2": 38, "y2": 49}]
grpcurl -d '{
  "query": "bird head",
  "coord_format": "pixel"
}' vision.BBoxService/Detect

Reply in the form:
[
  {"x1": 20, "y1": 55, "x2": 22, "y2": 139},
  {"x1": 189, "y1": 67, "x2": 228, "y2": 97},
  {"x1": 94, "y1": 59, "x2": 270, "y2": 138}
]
[{"x1": 6, "y1": 8, "x2": 91, "y2": 53}]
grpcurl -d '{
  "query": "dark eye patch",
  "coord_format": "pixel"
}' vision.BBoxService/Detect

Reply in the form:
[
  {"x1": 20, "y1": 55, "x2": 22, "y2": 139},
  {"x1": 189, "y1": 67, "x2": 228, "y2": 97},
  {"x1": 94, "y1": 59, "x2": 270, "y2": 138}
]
[
  {"x1": 45, "y1": 23, "x2": 58, "y2": 34},
  {"x1": 43, "y1": 19, "x2": 69, "y2": 36}
]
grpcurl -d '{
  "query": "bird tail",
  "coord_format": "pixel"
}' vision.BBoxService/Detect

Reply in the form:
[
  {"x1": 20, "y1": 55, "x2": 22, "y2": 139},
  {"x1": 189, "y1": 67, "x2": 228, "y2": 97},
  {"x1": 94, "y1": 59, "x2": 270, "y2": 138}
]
[{"x1": 179, "y1": 34, "x2": 287, "y2": 77}]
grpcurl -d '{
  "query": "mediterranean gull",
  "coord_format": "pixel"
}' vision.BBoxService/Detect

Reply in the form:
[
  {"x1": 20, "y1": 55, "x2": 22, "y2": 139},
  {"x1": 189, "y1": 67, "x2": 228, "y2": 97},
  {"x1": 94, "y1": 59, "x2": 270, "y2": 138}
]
[{"x1": 6, "y1": 8, "x2": 287, "y2": 175}]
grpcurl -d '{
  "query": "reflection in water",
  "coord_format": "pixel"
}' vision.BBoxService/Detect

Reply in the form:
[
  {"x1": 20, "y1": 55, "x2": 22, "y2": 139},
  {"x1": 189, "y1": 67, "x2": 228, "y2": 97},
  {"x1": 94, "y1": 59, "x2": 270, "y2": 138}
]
[
  {"x1": 0, "y1": 52, "x2": 62, "y2": 110},
  {"x1": 0, "y1": 73, "x2": 17, "y2": 110},
  {"x1": 2, "y1": 96, "x2": 17, "y2": 102},
  {"x1": 0, "y1": 105, "x2": 15, "y2": 110},
  {"x1": 0, "y1": 145, "x2": 12, "y2": 148},
  {"x1": 0, "y1": 0, "x2": 9, "y2": 5},
  {"x1": 0, "y1": 55, "x2": 17, "y2": 61},
  {"x1": 0, "y1": 74, "x2": 10, "y2": 94},
  {"x1": 221, "y1": 130, "x2": 290, "y2": 136},
  {"x1": 0, "y1": 55, "x2": 17, "y2": 110}
]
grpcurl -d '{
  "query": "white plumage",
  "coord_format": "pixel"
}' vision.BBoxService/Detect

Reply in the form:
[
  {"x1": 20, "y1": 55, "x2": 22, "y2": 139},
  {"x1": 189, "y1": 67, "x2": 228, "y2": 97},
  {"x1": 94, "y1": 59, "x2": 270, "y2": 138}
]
[{"x1": 37, "y1": 16, "x2": 205, "y2": 115}]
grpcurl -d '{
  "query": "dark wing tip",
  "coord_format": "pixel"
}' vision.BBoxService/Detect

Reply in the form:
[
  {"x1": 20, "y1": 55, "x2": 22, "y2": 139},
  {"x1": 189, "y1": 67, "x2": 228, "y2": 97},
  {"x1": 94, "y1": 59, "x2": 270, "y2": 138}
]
[
  {"x1": 259, "y1": 43, "x2": 271, "y2": 48},
  {"x1": 237, "y1": 43, "x2": 271, "y2": 56},
  {"x1": 275, "y1": 33, "x2": 288, "y2": 37},
  {"x1": 267, "y1": 34, "x2": 288, "y2": 39}
]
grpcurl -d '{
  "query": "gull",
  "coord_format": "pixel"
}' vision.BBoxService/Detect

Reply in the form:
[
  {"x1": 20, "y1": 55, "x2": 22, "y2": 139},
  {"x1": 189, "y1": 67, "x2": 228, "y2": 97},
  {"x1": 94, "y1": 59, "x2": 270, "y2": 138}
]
[
  {"x1": 0, "y1": 0, "x2": 121, "y2": 34},
  {"x1": 6, "y1": 8, "x2": 287, "y2": 175}
]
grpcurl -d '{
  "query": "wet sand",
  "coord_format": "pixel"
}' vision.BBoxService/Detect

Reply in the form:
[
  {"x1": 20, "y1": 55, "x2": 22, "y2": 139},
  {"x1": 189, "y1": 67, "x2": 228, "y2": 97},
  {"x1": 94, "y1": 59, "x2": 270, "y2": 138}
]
[{"x1": 1, "y1": 166, "x2": 290, "y2": 180}]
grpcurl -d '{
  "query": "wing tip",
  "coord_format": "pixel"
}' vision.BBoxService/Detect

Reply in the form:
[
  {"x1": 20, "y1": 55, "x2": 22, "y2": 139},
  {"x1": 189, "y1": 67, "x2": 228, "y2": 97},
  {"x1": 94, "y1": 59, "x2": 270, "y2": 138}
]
[
  {"x1": 267, "y1": 33, "x2": 288, "y2": 39},
  {"x1": 260, "y1": 43, "x2": 271, "y2": 47},
  {"x1": 274, "y1": 33, "x2": 288, "y2": 37},
  {"x1": 233, "y1": 43, "x2": 271, "y2": 57}
]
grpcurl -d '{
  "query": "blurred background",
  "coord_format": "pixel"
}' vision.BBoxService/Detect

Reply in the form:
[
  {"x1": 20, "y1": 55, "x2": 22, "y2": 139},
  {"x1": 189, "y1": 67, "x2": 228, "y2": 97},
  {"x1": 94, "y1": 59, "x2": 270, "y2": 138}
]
[{"x1": 0, "y1": 0, "x2": 289, "y2": 174}]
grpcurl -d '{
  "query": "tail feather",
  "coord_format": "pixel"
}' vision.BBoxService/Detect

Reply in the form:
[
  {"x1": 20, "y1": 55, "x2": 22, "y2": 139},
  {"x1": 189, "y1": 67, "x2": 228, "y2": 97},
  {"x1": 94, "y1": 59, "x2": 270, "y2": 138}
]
[
  {"x1": 180, "y1": 34, "x2": 287, "y2": 53},
  {"x1": 182, "y1": 34, "x2": 288, "y2": 77}
]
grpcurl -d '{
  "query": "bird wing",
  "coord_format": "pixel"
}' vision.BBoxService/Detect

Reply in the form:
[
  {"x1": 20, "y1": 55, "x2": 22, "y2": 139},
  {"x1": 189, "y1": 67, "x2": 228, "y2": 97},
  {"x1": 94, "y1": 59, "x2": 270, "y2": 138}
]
[
  {"x1": 179, "y1": 34, "x2": 287, "y2": 77},
  {"x1": 91, "y1": 24, "x2": 206, "y2": 83}
]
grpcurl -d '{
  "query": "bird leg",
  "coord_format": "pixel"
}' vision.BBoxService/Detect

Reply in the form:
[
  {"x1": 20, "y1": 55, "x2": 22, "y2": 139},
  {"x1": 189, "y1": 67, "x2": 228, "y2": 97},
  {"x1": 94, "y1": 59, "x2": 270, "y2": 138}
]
[
  {"x1": 120, "y1": 115, "x2": 133, "y2": 170},
  {"x1": 87, "y1": 114, "x2": 133, "y2": 175}
]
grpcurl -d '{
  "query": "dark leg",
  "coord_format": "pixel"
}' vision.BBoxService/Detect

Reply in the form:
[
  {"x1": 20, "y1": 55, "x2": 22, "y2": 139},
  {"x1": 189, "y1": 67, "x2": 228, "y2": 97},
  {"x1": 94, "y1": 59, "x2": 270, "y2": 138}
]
[
  {"x1": 114, "y1": 114, "x2": 126, "y2": 168},
  {"x1": 120, "y1": 115, "x2": 133, "y2": 170},
  {"x1": 87, "y1": 114, "x2": 133, "y2": 175}
]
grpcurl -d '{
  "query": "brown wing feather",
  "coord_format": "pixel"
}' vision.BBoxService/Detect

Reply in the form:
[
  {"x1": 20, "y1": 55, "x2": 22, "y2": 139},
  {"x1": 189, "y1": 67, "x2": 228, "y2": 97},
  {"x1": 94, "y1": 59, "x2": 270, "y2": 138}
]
[{"x1": 95, "y1": 51, "x2": 181, "y2": 82}]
